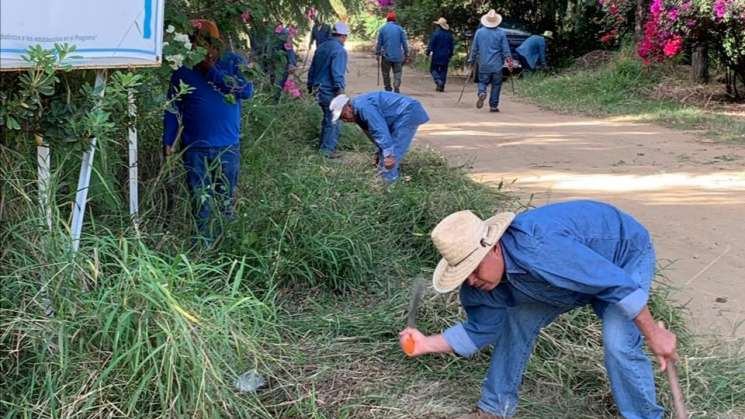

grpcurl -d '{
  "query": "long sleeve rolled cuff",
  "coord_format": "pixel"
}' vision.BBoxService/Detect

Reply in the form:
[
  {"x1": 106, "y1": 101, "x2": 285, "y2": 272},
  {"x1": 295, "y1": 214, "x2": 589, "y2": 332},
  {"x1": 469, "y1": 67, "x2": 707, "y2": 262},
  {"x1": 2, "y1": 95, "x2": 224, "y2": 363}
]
[
  {"x1": 617, "y1": 288, "x2": 648, "y2": 320},
  {"x1": 443, "y1": 323, "x2": 479, "y2": 357}
]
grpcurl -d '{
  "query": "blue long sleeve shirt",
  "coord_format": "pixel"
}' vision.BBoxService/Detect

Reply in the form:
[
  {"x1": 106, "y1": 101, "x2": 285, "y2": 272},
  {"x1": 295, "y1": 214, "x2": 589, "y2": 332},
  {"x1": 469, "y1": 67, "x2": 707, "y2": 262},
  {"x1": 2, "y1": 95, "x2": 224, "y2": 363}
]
[
  {"x1": 376, "y1": 22, "x2": 409, "y2": 63},
  {"x1": 468, "y1": 27, "x2": 511, "y2": 73},
  {"x1": 163, "y1": 52, "x2": 253, "y2": 148},
  {"x1": 351, "y1": 92, "x2": 429, "y2": 157},
  {"x1": 311, "y1": 22, "x2": 332, "y2": 47},
  {"x1": 516, "y1": 35, "x2": 547, "y2": 70},
  {"x1": 426, "y1": 28, "x2": 455, "y2": 65},
  {"x1": 307, "y1": 37, "x2": 348, "y2": 101},
  {"x1": 443, "y1": 200, "x2": 654, "y2": 357}
]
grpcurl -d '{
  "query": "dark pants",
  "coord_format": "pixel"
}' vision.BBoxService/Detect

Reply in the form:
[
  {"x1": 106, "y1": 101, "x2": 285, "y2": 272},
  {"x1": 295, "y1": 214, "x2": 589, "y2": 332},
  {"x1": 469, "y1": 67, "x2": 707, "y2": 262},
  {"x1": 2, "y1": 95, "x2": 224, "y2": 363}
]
[
  {"x1": 477, "y1": 71, "x2": 504, "y2": 110},
  {"x1": 381, "y1": 58, "x2": 403, "y2": 92},
  {"x1": 517, "y1": 53, "x2": 533, "y2": 72},
  {"x1": 430, "y1": 62, "x2": 449, "y2": 89},
  {"x1": 317, "y1": 94, "x2": 340, "y2": 153},
  {"x1": 182, "y1": 144, "x2": 240, "y2": 241}
]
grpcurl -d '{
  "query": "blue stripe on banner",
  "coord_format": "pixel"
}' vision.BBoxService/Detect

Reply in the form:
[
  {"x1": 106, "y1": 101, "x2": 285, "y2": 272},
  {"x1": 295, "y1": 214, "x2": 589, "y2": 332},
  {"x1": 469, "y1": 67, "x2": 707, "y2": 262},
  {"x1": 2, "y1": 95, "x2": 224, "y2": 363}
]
[{"x1": 143, "y1": 0, "x2": 152, "y2": 39}]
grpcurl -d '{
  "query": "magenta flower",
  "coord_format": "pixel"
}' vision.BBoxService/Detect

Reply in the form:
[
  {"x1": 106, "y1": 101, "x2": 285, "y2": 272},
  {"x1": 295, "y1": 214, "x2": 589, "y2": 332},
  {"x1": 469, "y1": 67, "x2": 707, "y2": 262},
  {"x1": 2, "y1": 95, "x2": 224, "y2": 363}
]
[
  {"x1": 668, "y1": 7, "x2": 679, "y2": 20},
  {"x1": 663, "y1": 36, "x2": 682, "y2": 56},
  {"x1": 274, "y1": 24, "x2": 285, "y2": 34},
  {"x1": 714, "y1": 0, "x2": 727, "y2": 18},
  {"x1": 241, "y1": 10, "x2": 252, "y2": 23}
]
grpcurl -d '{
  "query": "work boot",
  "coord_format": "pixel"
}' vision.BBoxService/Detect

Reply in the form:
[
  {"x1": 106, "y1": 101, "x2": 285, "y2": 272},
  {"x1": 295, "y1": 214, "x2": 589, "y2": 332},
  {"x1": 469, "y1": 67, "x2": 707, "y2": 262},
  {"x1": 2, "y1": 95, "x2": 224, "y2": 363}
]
[
  {"x1": 454, "y1": 408, "x2": 506, "y2": 419},
  {"x1": 394, "y1": 87, "x2": 400, "y2": 93},
  {"x1": 489, "y1": 108, "x2": 500, "y2": 113},
  {"x1": 476, "y1": 94, "x2": 486, "y2": 109}
]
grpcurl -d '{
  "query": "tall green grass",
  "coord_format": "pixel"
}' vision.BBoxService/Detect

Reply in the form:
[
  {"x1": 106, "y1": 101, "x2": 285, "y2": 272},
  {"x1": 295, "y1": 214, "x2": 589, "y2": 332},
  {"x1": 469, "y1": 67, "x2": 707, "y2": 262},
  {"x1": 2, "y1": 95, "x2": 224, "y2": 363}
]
[
  {"x1": 518, "y1": 52, "x2": 745, "y2": 143},
  {"x1": 1, "y1": 93, "x2": 743, "y2": 418}
]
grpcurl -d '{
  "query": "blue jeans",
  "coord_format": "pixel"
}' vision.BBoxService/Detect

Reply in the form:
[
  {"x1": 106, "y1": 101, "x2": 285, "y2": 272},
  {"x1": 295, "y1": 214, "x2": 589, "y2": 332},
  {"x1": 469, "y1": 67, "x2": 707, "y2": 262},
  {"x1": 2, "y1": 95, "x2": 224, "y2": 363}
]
[
  {"x1": 318, "y1": 96, "x2": 340, "y2": 153},
  {"x1": 471, "y1": 247, "x2": 663, "y2": 418},
  {"x1": 182, "y1": 144, "x2": 240, "y2": 240},
  {"x1": 430, "y1": 62, "x2": 449, "y2": 87},
  {"x1": 477, "y1": 71, "x2": 504, "y2": 109}
]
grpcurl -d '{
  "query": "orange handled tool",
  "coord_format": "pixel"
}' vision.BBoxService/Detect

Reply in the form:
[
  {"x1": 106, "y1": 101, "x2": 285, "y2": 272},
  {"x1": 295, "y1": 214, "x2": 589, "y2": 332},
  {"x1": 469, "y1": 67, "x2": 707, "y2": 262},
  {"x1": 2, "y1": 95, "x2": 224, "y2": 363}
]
[{"x1": 403, "y1": 280, "x2": 425, "y2": 356}]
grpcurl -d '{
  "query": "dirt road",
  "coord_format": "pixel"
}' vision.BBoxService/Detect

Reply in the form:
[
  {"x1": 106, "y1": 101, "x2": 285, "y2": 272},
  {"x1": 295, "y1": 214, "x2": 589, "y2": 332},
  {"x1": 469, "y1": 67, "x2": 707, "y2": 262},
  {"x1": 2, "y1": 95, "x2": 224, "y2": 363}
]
[{"x1": 345, "y1": 51, "x2": 745, "y2": 339}]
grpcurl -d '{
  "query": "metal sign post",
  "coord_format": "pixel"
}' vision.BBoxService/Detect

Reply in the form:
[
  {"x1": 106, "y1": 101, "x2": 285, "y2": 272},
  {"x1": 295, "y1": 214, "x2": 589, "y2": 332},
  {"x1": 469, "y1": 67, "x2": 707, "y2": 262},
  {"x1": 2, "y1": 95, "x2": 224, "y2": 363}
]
[{"x1": 127, "y1": 90, "x2": 139, "y2": 228}]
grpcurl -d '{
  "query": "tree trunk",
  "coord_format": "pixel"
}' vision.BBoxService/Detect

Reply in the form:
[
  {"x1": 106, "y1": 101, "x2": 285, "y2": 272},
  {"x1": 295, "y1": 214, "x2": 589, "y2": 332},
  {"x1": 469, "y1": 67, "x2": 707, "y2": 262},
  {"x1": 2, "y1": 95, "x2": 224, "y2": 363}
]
[
  {"x1": 691, "y1": 44, "x2": 709, "y2": 84},
  {"x1": 634, "y1": 0, "x2": 647, "y2": 42}
]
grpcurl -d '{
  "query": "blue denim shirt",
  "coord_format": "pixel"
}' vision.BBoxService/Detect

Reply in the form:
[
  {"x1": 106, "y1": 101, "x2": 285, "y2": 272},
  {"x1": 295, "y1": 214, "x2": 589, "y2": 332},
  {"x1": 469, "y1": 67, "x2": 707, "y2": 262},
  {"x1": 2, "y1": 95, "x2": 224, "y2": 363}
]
[
  {"x1": 376, "y1": 22, "x2": 409, "y2": 63},
  {"x1": 443, "y1": 200, "x2": 653, "y2": 357},
  {"x1": 351, "y1": 92, "x2": 430, "y2": 157},
  {"x1": 426, "y1": 28, "x2": 455, "y2": 65},
  {"x1": 516, "y1": 35, "x2": 547, "y2": 70},
  {"x1": 468, "y1": 27, "x2": 511, "y2": 73},
  {"x1": 311, "y1": 22, "x2": 332, "y2": 47},
  {"x1": 307, "y1": 37, "x2": 348, "y2": 101},
  {"x1": 163, "y1": 52, "x2": 253, "y2": 148}
]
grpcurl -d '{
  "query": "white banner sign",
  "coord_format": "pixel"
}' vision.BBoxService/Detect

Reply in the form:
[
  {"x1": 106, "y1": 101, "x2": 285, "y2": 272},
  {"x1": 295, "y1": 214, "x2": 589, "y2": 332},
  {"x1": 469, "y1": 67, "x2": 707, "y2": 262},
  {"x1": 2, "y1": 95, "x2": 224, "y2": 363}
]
[{"x1": 1, "y1": 0, "x2": 165, "y2": 70}]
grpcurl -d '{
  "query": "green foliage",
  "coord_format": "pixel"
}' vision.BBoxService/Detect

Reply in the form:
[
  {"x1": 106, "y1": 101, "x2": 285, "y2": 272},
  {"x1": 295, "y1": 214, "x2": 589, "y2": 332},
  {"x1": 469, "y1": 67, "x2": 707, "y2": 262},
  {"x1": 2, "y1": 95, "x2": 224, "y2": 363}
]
[
  {"x1": 393, "y1": 0, "x2": 606, "y2": 65},
  {"x1": 518, "y1": 52, "x2": 745, "y2": 142}
]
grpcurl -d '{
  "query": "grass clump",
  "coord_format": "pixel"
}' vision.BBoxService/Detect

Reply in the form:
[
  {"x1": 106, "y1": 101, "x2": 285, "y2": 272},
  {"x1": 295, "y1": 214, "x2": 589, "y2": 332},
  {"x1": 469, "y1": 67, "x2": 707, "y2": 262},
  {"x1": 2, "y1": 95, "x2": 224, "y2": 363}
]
[
  {"x1": 0, "y1": 228, "x2": 280, "y2": 418},
  {"x1": 517, "y1": 51, "x2": 745, "y2": 143}
]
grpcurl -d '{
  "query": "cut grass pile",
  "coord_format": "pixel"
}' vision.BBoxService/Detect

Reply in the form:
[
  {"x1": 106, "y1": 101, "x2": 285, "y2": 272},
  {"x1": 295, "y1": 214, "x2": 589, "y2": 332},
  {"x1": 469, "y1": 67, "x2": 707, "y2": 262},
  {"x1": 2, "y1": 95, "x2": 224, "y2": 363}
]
[
  {"x1": 516, "y1": 51, "x2": 745, "y2": 143},
  {"x1": 1, "y1": 94, "x2": 744, "y2": 418}
]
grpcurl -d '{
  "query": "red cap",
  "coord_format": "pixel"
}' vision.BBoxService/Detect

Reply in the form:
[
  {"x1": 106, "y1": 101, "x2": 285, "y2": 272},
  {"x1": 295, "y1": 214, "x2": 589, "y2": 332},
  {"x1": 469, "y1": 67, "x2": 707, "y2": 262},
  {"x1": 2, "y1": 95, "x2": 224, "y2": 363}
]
[{"x1": 386, "y1": 11, "x2": 397, "y2": 21}]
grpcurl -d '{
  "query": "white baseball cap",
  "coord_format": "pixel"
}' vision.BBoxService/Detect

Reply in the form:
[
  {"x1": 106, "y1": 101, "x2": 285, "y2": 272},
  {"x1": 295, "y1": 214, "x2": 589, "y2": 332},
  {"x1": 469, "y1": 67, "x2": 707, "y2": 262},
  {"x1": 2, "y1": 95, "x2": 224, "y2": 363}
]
[
  {"x1": 330, "y1": 94, "x2": 350, "y2": 122},
  {"x1": 332, "y1": 22, "x2": 350, "y2": 36}
]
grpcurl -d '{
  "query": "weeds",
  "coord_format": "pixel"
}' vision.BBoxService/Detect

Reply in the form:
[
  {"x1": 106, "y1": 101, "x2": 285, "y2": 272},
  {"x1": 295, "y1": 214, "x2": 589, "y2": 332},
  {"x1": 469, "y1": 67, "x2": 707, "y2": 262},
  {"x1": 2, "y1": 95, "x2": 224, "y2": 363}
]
[
  {"x1": 1, "y1": 88, "x2": 743, "y2": 418},
  {"x1": 517, "y1": 52, "x2": 745, "y2": 143}
]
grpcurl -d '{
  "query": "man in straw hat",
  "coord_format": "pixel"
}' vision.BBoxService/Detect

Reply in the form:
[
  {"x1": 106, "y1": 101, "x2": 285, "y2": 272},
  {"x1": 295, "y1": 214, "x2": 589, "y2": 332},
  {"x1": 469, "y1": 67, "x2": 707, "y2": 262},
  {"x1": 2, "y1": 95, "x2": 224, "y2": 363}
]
[
  {"x1": 328, "y1": 91, "x2": 429, "y2": 183},
  {"x1": 516, "y1": 31, "x2": 553, "y2": 72},
  {"x1": 307, "y1": 22, "x2": 350, "y2": 158},
  {"x1": 468, "y1": 10, "x2": 512, "y2": 112},
  {"x1": 376, "y1": 11, "x2": 410, "y2": 93},
  {"x1": 163, "y1": 19, "x2": 254, "y2": 243},
  {"x1": 399, "y1": 200, "x2": 678, "y2": 419},
  {"x1": 426, "y1": 18, "x2": 455, "y2": 92}
]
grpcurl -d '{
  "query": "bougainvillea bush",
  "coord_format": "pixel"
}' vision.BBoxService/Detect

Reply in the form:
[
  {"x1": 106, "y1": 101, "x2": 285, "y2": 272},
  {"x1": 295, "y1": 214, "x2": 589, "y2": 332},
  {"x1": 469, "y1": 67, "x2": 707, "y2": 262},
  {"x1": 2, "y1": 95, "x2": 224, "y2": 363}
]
[{"x1": 638, "y1": 0, "x2": 745, "y2": 94}]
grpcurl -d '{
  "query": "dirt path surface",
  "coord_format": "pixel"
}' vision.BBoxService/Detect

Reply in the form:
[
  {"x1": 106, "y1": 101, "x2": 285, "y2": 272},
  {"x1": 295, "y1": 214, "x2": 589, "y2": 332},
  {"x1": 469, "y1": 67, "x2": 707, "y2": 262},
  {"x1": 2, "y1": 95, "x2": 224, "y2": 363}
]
[{"x1": 345, "y1": 51, "x2": 745, "y2": 339}]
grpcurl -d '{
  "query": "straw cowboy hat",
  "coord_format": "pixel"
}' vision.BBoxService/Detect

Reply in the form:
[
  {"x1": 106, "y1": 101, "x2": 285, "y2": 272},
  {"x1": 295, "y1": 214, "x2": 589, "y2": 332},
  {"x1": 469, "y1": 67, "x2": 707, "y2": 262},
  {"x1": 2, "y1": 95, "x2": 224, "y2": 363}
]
[
  {"x1": 433, "y1": 17, "x2": 450, "y2": 31},
  {"x1": 431, "y1": 210, "x2": 515, "y2": 293},
  {"x1": 542, "y1": 30, "x2": 554, "y2": 39},
  {"x1": 480, "y1": 9, "x2": 503, "y2": 28}
]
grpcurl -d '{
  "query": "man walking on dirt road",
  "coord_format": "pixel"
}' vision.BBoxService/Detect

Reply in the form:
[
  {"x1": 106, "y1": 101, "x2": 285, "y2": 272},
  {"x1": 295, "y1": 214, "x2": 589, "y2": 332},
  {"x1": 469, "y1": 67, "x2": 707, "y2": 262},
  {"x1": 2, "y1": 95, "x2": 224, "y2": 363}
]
[
  {"x1": 307, "y1": 22, "x2": 349, "y2": 158},
  {"x1": 468, "y1": 10, "x2": 512, "y2": 113},
  {"x1": 400, "y1": 200, "x2": 678, "y2": 419},
  {"x1": 376, "y1": 11, "x2": 409, "y2": 93},
  {"x1": 329, "y1": 91, "x2": 429, "y2": 183},
  {"x1": 426, "y1": 17, "x2": 455, "y2": 92}
]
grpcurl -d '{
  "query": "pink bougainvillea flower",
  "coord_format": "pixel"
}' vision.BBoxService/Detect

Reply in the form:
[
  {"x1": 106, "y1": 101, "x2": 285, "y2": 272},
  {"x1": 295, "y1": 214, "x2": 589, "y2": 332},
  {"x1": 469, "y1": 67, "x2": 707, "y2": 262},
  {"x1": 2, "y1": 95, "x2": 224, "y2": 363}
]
[
  {"x1": 668, "y1": 7, "x2": 679, "y2": 20},
  {"x1": 714, "y1": 0, "x2": 727, "y2": 18},
  {"x1": 241, "y1": 10, "x2": 252, "y2": 23},
  {"x1": 610, "y1": 4, "x2": 619, "y2": 14},
  {"x1": 663, "y1": 36, "x2": 682, "y2": 56},
  {"x1": 283, "y1": 79, "x2": 302, "y2": 98},
  {"x1": 378, "y1": 0, "x2": 394, "y2": 7}
]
